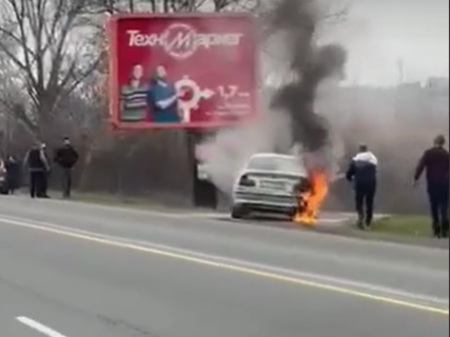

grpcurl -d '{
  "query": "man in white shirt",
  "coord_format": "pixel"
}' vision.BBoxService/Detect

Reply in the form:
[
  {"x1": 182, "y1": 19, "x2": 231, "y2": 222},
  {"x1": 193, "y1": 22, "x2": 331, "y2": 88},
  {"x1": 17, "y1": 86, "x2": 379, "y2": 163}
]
[{"x1": 346, "y1": 143, "x2": 378, "y2": 229}]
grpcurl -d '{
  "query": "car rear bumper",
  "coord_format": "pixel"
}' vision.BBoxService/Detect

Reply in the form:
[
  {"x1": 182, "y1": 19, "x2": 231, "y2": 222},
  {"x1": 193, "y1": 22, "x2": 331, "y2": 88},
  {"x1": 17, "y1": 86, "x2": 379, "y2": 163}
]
[{"x1": 233, "y1": 192, "x2": 297, "y2": 214}]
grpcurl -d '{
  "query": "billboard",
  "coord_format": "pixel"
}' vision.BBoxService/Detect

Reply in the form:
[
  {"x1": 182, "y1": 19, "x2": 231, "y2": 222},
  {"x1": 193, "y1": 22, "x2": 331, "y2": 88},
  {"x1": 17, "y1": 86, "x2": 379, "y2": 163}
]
[{"x1": 107, "y1": 13, "x2": 257, "y2": 130}]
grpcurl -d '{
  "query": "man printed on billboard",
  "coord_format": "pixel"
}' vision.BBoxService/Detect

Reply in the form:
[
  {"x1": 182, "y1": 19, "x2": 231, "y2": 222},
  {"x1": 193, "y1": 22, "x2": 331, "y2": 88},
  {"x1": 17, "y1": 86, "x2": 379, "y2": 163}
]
[
  {"x1": 147, "y1": 65, "x2": 184, "y2": 123},
  {"x1": 119, "y1": 64, "x2": 148, "y2": 122}
]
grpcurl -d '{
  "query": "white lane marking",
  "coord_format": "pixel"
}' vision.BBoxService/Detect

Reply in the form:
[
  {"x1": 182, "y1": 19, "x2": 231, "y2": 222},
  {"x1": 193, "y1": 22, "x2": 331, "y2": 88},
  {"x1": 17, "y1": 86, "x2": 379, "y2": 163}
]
[
  {"x1": 1, "y1": 215, "x2": 448, "y2": 307},
  {"x1": 16, "y1": 316, "x2": 67, "y2": 337},
  {"x1": 2, "y1": 217, "x2": 448, "y2": 315},
  {"x1": 317, "y1": 218, "x2": 347, "y2": 223}
]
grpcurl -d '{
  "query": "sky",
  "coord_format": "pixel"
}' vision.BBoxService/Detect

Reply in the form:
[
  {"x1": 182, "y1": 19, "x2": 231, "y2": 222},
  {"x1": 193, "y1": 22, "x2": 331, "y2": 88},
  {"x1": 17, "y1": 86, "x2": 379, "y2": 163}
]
[{"x1": 326, "y1": 0, "x2": 449, "y2": 86}]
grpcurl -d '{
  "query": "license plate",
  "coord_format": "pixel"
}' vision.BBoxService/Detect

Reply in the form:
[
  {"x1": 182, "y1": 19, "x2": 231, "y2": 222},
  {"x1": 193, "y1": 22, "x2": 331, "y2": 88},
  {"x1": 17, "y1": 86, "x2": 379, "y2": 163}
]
[{"x1": 260, "y1": 180, "x2": 286, "y2": 190}]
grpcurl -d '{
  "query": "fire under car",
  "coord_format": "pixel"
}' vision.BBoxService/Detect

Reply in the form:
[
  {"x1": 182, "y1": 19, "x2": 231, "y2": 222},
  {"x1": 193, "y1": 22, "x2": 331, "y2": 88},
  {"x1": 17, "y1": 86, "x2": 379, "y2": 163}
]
[{"x1": 231, "y1": 153, "x2": 311, "y2": 219}]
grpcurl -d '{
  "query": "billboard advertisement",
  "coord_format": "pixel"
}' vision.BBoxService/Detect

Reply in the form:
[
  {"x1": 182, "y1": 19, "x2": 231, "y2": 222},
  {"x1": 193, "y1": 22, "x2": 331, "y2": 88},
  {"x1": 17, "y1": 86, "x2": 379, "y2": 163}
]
[{"x1": 107, "y1": 13, "x2": 257, "y2": 129}]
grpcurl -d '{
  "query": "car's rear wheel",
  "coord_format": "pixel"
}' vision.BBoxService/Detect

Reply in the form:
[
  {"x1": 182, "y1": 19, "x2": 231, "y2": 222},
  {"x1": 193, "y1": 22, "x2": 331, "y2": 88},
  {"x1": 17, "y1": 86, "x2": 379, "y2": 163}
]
[
  {"x1": 287, "y1": 208, "x2": 298, "y2": 219},
  {"x1": 231, "y1": 204, "x2": 249, "y2": 219}
]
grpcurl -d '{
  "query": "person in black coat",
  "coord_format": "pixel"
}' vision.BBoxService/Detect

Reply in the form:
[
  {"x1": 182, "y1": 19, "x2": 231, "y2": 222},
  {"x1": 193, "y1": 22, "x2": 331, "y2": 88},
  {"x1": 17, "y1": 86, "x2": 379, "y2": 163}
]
[
  {"x1": 5, "y1": 155, "x2": 21, "y2": 194},
  {"x1": 40, "y1": 143, "x2": 51, "y2": 198},
  {"x1": 413, "y1": 135, "x2": 449, "y2": 238},
  {"x1": 346, "y1": 143, "x2": 378, "y2": 229},
  {"x1": 54, "y1": 137, "x2": 79, "y2": 198},
  {"x1": 24, "y1": 142, "x2": 50, "y2": 198},
  {"x1": 0, "y1": 158, "x2": 7, "y2": 194}
]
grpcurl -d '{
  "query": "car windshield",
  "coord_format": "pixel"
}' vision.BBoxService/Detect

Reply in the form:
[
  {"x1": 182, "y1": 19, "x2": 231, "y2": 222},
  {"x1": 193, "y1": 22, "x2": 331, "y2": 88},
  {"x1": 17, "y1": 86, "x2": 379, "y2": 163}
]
[{"x1": 246, "y1": 155, "x2": 300, "y2": 173}]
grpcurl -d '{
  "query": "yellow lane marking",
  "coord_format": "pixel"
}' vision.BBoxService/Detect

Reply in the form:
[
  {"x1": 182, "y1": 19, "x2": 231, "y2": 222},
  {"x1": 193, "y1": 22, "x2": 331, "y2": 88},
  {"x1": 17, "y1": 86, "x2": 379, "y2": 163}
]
[{"x1": 1, "y1": 217, "x2": 448, "y2": 316}]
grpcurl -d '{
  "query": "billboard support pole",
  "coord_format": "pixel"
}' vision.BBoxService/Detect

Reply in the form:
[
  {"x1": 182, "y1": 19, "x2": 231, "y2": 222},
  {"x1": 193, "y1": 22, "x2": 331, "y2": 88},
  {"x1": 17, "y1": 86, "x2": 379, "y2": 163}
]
[{"x1": 186, "y1": 129, "x2": 217, "y2": 210}]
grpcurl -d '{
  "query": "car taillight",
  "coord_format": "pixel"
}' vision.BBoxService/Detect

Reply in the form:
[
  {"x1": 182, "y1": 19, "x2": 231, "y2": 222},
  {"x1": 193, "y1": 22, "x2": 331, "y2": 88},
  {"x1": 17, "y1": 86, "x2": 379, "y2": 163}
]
[{"x1": 239, "y1": 175, "x2": 256, "y2": 187}]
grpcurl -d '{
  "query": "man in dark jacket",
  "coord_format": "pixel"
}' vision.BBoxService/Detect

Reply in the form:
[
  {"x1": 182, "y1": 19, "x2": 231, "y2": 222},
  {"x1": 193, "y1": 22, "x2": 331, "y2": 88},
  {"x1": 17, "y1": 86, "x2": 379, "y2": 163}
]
[
  {"x1": 5, "y1": 155, "x2": 21, "y2": 194},
  {"x1": 0, "y1": 158, "x2": 7, "y2": 194},
  {"x1": 413, "y1": 135, "x2": 449, "y2": 238},
  {"x1": 40, "y1": 143, "x2": 51, "y2": 198},
  {"x1": 24, "y1": 142, "x2": 49, "y2": 198},
  {"x1": 346, "y1": 143, "x2": 378, "y2": 229},
  {"x1": 54, "y1": 137, "x2": 79, "y2": 198}
]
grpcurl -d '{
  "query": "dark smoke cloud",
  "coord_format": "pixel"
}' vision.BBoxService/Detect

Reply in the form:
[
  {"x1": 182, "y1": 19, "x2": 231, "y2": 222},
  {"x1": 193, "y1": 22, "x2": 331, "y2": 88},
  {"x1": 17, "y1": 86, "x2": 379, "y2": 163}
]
[
  {"x1": 269, "y1": 0, "x2": 347, "y2": 165},
  {"x1": 197, "y1": 0, "x2": 349, "y2": 194}
]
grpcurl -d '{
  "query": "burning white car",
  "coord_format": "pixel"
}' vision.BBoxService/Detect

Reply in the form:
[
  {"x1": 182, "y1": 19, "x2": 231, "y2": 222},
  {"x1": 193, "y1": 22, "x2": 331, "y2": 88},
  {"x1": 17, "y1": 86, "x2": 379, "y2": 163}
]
[{"x1": 231, "y1": 153, "x2": 311, "y2": 219}]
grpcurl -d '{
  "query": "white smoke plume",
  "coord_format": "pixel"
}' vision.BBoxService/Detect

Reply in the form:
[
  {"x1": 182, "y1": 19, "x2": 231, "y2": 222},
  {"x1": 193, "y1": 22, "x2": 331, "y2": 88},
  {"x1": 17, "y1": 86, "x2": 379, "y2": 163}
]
[
  {"x1": 197, "y1": 0, "x2": 348, "y2": 196},
  {"x1": 197, "y1": 107, "x2": 294, "y2": 195}
]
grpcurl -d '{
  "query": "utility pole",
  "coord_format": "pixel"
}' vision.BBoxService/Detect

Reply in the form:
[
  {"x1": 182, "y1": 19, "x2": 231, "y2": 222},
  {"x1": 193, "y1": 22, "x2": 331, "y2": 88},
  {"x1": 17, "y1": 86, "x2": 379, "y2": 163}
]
[
  {"x1": 397, "y1": 58, "x2": 405, "y2": 85},
  {"x1": 394, "y1": 58, "x2": 405, "y2": 121}
]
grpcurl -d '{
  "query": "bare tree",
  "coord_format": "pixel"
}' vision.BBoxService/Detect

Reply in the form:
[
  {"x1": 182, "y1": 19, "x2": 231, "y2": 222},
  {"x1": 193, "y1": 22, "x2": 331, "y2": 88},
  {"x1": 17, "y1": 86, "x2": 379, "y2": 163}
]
[
  {"x1": 0, "y1": 0, "x2": 102, "y2": 140},
  {"x1": 83, "y1": 0, "x2": 259, "y2": 13},
  {"x1": 1, "y1": 0, "x2": 261, "y2": 139},
  {"x1": 0, "y1": 0, "x2": 264, "y2": 199}
]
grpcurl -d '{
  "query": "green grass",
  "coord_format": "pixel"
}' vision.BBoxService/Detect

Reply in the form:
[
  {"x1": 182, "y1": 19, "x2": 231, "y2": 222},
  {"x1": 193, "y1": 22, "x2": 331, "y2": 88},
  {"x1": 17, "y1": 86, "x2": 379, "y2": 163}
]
[{"x1": 371, "y1": 215, "x2": 432, "y2": 237}]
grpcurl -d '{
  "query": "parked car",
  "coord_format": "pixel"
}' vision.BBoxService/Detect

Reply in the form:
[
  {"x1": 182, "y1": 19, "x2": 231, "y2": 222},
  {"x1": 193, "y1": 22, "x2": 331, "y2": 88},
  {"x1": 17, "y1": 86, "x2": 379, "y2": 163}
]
[{"x1": 230, "y1": 153, "x2": 310, "y2": 219}]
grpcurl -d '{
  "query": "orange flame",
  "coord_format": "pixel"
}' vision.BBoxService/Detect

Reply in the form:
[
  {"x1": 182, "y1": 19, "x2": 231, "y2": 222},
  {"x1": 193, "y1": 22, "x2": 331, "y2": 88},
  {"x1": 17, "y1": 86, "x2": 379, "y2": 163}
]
[{"x1": 294, "y1": 171, "x2": 329, "y2": 225}]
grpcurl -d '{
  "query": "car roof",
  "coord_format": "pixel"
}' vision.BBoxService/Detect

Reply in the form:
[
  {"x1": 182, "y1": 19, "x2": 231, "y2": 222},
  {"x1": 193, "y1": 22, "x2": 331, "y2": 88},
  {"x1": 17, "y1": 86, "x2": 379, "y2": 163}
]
[
  {"x1": 248, "y1": 153, "x2": 296, "y2": 160},
  {"x1": 243, "y1": 153, "x2": 307, "y2": 176}
]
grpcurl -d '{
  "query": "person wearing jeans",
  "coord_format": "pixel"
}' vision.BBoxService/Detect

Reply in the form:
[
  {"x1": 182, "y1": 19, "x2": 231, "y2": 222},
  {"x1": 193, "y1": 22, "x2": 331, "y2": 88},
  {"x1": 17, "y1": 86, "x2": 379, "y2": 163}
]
[
  {"x1": 40, "y1": 143, "x2": 51, "y2": 198},
  {"x1": 413, "y1": 135, "x2": 449, "y2": 238},
  {"x1": 5, "y1": 155, "x2": 20, "y2": 194},
  {"x1": 346, "y1": 143, "x2": 378, "y2": 229},
  {"x1": 54, "y1": 137, "x2": 79, "y2": 198},
  {"x1": 24, "y1": 142, "x2": 49, "y2": 198}
]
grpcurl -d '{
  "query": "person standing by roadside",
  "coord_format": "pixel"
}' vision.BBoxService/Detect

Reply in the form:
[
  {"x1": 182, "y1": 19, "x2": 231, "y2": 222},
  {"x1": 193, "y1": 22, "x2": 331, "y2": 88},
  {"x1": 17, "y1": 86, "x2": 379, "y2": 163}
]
[
  {"x1": 0, "y1": 157, "x2": 7, "y2": 195},
  {"x1": 5, "y1": 155, "x2": 20, "y2": 194},
  {"x1": 54, "y1": 137, "x2": 79, "y2": 198},
  {"x1": 413, "y1": 135, "x2": 449, "y2": 238},
  {"x1": 24, "y1": 142, "x2": 49, "y2": 198},
  {"x1": 40, "y1": 143, "x2": 51, "y2": 198},
  {"x1": 346, "y1": 143, "x2": 378, "y2": 230}
]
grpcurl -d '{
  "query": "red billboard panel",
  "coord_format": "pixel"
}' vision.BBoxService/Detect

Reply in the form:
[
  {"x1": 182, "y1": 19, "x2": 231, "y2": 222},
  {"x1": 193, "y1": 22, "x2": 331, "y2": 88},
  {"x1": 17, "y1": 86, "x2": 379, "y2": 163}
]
[{"x1": 107, "y1": 13, "x2": 257, "y2": 129}]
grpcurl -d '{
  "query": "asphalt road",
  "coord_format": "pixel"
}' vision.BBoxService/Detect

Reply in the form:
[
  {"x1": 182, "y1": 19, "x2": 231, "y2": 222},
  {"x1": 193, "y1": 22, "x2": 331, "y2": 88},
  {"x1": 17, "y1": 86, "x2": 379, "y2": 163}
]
[{"x1": 0, "y1": 196, "x2": 448, "y2": 337}]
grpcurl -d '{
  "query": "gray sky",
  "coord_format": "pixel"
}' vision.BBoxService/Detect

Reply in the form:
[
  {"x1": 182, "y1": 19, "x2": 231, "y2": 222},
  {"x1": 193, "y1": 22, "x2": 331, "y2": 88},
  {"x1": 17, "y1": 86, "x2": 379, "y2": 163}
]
[{"x1": 329, "y1": 0, "x2": 449, "y2": 86}]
